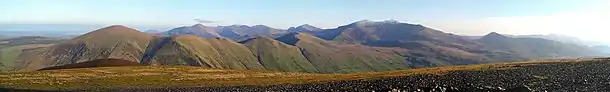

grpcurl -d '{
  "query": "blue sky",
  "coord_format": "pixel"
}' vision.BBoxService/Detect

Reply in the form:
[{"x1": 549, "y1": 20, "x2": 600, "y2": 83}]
[
  {"x1": 1, "y1": 0, "x2": 609, "y2": 41},
  {"x1": 1, "y1": 0, "x2": 598, "y2": 27}
]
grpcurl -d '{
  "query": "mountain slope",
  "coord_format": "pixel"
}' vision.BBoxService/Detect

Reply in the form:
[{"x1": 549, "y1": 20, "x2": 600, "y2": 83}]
[
  {"x1": 0, "y1": 44, "x2": 52, "y2": 71},
  {"x1": 164, "y1": 24, "x2": 222, "y2": 38},
  {"x1": 141, "y1": 35, "x2": 264, "y2": 70},
  {"x1": 0, "y1": 36, "x2": 61, "y2": 71},
  {"x1": 15, "y1": 25, "x2": 155, "y2": 71},
  {"x1": 315, "y1": 20, "x2": 603, "y2": 63},
  {"x1": 314, "y1": 20, "x2": 484, "y2": 53},
  {"x1": 241, "y1": 37, "x2": 318, "y2": 73},
  {"x1": 315, "y1": 20, "x2": 501, "y2": 64},
  {"x1": 287, "y1": 24, "x2": 323, "y2": 33},
  {"x1": 218, "y1": 25, "x2": 286, "y2": 40},
  {"x1": 276, "y1": 33, "x2": 409, "y2": 73},
  {"x1": 477, "y1": 32, "x2": 600, "y2": 59}
]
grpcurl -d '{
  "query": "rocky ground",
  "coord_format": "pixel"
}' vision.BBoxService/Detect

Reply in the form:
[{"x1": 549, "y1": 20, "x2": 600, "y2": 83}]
[
  {"x1": 2, "y1": 60, "x2": 609, "y2": 92},
  {"x1": 103, "y1": 60, "x2": 610, "y2": 92}
]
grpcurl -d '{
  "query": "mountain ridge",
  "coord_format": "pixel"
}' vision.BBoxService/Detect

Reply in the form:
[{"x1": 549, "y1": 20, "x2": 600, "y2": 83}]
[{"x1": 4, "y1": 21, "x2": 605, "y2": 73}]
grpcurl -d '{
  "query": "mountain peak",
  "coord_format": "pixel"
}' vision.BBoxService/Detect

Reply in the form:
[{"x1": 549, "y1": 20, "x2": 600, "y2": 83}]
[
  {"x1": 252, "y1": 25, "x2": 271, "y2": 28},
  {"x1": 487, "y1": 32, "x2": 504, "y2": 36},
  {"x1": 223, "y1": 24, "x2": 250, "y2": 28},
  {"x1": 288, "y1": 24, "x2": 322, "y2": 32},
  {"x1": 298, "y1": 24, "x2": 314, "y2": 27},
  {"x1": 381, "y1": 19, "x2": 400, "y2": 23},
  {"x1": 75, "y1": 25, "x2": 152, "y2": 39},
  {"x1": 481, "y1": 32, "x2": 509, "y2": 40},
  {"x1": 193, "y1": 23, "x2": 206, "y2": 27},
  {"x1": 353, "y1": 20, "x2": 373, "y2": 24},
  {"x1": 297, "y1": 24, "x2": 319, "y2": 29},
  {"x1": 350, "y1": 19, "x2": 404, "y2": 26},
  {"x1": 91, "y1": 25, "x2": 140, "y2": 33},
  {"x1": 102, "y1": 25, "x2": 130, "y2": 30}
]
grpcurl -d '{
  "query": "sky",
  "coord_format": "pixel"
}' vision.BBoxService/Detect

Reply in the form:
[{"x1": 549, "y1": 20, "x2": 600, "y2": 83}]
[{"x1": 1, "y1": 0, "x2": 609, "y2": 42}]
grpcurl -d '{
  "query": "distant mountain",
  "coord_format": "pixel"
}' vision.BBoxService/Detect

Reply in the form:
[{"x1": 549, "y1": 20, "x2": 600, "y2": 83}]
[
  {"x1": 287, "y1": 24, "x2": 323, "y2": 33},
  {"x1": 477, "y1": 32, "x2": 601, "y2": 59},
  {"x1": 163, "y1": 24, "x2": 287, "y2": 41},
  {"x1": 315, "y1": 20, "x2": 479, "y2": 47},
  {"x1": 512, "y1": 34, "x2": 587, "y2": 45},
  {"x1": 315, "y1": 20, "x2": 499, "y2": 64},
  {"x1": 467, "y1": 34, "x2": 595, "y2": 46},
  {"x1": 217, "y1": 25, "x2": 286, "y2": 40},
  {"x1": 165, "y1": 24, "x2": 222, "y2": 38},
  {"x1": 15, "y1": 25, "x2": 155, "y2": 71},
  {"x1": 144, "y1": 30, "x2": 162, "y2": 34}
]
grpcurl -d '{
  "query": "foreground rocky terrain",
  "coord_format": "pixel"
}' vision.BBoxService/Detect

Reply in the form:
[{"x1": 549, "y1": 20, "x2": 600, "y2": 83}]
[
  {"x1": 1, "y1": 58, "x2": 609, "y2": 92},
  {"x1": 107, "y1": 58, "x2": 610, "y2": 92}
]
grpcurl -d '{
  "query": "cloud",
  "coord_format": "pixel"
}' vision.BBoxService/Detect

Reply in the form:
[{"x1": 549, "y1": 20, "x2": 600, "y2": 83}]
[{"x1": 194, "y1": 19, "x2": 216, "y2": 24}]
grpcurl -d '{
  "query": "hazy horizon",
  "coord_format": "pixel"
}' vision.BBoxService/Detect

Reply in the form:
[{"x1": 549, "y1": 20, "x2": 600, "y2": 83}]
[{"x1": 1, "y1": 0, "x2": 609, "y2": 43}]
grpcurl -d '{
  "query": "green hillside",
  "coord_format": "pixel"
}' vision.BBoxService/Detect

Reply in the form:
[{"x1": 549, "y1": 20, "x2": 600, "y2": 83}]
[
  {"x1": 0, "y1": 36, "x2": 60, "y2": 71},
  {"x1": 143, "y1": 35, "x2": 264, "y2": 70},
  {"x1": 242, "y1": 37, "x2": 318, "y2": 73},
  {"x1": 277, "y1": 33, "x2": 409, "y2": 73}
]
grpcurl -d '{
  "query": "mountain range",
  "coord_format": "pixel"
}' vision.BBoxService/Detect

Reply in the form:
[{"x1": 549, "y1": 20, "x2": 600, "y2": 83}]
[
  {"x1": 0, "y1": 20, "x2": 604, "y2": 73},
  {"x1": 164, "y1": 24, "x2": 286, "y2": 41}
]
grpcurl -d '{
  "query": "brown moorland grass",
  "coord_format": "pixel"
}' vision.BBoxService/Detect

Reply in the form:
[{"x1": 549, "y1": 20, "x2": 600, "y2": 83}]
[{"x1": 0, "y1": 58, "x2": 603, "y2": 90}]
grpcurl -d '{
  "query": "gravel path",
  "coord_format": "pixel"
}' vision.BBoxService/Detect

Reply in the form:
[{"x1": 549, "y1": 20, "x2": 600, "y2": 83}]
[{"x1": 106, "y1": 61, "x2": 610, "y2": 92}]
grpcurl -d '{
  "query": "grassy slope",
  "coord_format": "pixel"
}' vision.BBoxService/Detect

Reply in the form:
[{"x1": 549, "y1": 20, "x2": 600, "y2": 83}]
[
  {"x1": 0, "y1": 36, "x2": 62, "y2": 71},
  {"x1": 147, "y1": 35, "x2": 264, "y2": 70},
  {"x1": 0, "y1": 58, "x2": 593, "y2": 90},
  {"x1": 277, "y1": 33, "x2": 408, "y2": 73},
  {"x1": 0, "y1": 44, "x2": 52, "y2": 71},
  {"x1": 0, "y1": 46, "x2": 21, "y2": 70},
  {"x1": 242, "y1": 37, "x2": 318, "y2": 73}
]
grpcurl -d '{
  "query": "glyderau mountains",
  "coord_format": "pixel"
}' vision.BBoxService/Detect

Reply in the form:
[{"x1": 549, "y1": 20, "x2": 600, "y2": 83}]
[{"x1": 3, "y1": 20, "x2": 603, "y2": 73}]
